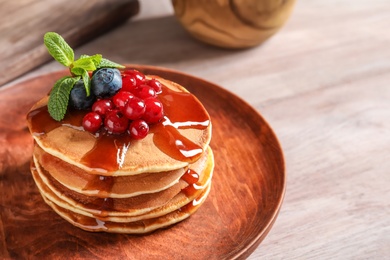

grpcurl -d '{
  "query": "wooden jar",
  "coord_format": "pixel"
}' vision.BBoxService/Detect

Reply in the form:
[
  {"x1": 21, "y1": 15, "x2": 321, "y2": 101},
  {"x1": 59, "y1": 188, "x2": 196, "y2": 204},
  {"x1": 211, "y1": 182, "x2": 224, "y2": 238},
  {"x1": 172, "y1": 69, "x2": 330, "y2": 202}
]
[{"x1": 172, "y1": 0, "x2": 296, "y2": 49}]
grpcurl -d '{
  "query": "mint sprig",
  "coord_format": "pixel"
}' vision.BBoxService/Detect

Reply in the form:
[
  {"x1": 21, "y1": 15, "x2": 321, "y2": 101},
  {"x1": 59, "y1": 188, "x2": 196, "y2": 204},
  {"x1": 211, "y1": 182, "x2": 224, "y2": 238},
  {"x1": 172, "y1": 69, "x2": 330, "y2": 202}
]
[
  {"x1": 43, "y1": 32, "x2": 125, "y2": 121},
  {"x1": 71, "y1": 67, "x2": 91, "y2": 96},
  {"x1": 80, "y1": 54, "x2": 125, "y2": 69},
  {"x1": 44, "y1": 33, "x2": 74, "y2": 67},
  {"x1": 48, "y1": 76, "x2": 80, "y2": 121},
  {"x1": 97, "y1": 58, "x2": 125, "y2": 69}
]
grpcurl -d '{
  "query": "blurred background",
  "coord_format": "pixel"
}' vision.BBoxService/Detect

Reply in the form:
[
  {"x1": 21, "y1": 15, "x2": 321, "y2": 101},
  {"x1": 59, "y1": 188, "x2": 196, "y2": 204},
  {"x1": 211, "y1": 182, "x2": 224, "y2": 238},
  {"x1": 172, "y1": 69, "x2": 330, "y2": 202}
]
[
  {"x1": 1, "y1": 0, "x2": 297, "y2": 88},
  {"x1": 1, "y1": 0, "x2": 390, "y2": 259}
]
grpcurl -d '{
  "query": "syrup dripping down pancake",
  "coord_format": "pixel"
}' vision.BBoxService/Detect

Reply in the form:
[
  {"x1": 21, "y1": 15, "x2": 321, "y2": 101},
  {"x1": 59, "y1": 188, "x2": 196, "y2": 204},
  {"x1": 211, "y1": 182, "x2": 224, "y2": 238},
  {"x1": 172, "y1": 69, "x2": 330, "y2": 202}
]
[
  {"x1": 40, "y1": 181, "x2": 211, "y2": 234},
  {"x1": 34, "y1": 145, "x2": 192, "y2": 198},
  {"x1": 32, "y1": 147, "x2": 214, "y2": 219}
]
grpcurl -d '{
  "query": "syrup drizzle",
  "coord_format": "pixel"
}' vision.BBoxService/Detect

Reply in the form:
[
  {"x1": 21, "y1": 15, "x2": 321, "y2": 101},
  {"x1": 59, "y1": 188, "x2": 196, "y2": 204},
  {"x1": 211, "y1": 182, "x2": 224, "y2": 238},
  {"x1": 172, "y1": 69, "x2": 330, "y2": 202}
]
[
  {"x1": 181, "y1": 168, "x2": 200, "y2": 184},
  {"x1": 180, "y1": 168, "x2": 202, "y2": 197},
  {"x1": 94, "y1": 198, "x2": 114, "y2": 218},
  {"x1": 27, "y1": 82, "x2": 210, "y2": 172},
  {"x1": 80, "y1": 131, "x2": 132, "y2": 172},
  {"x1": 73, "y1": 187, "x2": 208, "y2": 231},
  {"x1": 179, "y1": 183, "x2": 209, "y2": 213},
  {"x1": 27, "y1": 105, "x2": 85, "y2": 135},
  {"x1": 81, "y1": 175, "x2": 114, "y2": 196},
  {"x1": 151, "y1": 84, "x2": 210, "y2": 163},
  {"x1": 158, "y1": 85, "x2": 210, "y2": 130},
  {"x1": 151, "y1": 121, "x2": 204, "y2": 163}
]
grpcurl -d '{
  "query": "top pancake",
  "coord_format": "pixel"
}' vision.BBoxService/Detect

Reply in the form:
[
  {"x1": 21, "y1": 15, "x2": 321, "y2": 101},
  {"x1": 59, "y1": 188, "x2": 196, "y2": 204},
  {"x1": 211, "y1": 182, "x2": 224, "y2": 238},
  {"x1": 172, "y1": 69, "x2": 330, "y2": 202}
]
[{"x1": 27, "y1": 76, "x2": 212, "y2": 176}]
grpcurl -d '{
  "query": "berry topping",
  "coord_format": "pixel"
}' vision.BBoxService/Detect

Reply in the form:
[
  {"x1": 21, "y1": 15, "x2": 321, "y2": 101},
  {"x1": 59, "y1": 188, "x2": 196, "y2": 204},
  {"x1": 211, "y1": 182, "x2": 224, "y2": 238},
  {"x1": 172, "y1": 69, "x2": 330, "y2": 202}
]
[
  {"x1": 146, "y1": 79, "x2": 162, "y2": 93},
  {"x1": 124, "y1": 69, "x2": 145, "y2": 86},
  {"x1": 43, "y1": 32, "x2": 125, "y2": 121},
  {"x1": 70, "y1": 80, "x2": 96, "y2": 110},
  {"x1": 91, "y1": 68, "x2": 122, "y2": 98},
  {"x1": 123, "y1": 97, "x2": 146, "y2": 120},
  {"x1": 143, "y1": 97, "x2": 164, "y2": 124},
  {"x1": 121, "y1": 75, "x2": 137, "y2": 92},
  {"x1": 92, "y1": 99, "x2": 113, "y2": 116},
  {"x1": 52, "y1": 62, "x2": 166, "y2": 139},
  {"x1": 82, "y1": 112, "x2": 102, "y2": 133},
  {"x1": 104, "y1": 110, "x2": 129, "y2": 134},
  {"x1": 129, "y1": 119, "x2": 149, "y2": 139},
  {"x1": 134, "y1": 85, "x2": 157, "y2": 99},
  {"x1": 112, "y1": 91, "x2": 134, "y2": 110}
]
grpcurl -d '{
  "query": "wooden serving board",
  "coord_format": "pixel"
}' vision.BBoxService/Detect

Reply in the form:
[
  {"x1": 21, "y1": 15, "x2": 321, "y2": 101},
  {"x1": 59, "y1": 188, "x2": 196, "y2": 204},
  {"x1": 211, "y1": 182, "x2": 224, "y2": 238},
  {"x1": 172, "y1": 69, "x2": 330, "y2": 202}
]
[
  {"x1": 0, "y1": 0, "x2": 139, "y2": 86},
  {"x1": 0, "y1": 66, "x2": 285, "y2": 259}
]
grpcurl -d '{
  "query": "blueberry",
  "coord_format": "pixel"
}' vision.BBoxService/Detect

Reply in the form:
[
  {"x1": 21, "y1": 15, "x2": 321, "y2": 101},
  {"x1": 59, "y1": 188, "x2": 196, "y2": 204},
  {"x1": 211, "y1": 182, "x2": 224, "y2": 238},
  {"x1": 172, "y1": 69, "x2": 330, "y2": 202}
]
[
  {"x1": 91, "y1": 68, "x2": 122, "y2": 98},
  {"x1": 69, "y1": 80, "x2": 96, "y2": 110}
]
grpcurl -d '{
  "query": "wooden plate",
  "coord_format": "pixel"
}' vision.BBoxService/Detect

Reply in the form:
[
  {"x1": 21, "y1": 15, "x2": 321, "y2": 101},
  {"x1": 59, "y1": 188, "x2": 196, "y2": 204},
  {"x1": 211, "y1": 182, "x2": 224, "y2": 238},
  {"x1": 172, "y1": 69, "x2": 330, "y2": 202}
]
[{"x1": 0, "y1": 65, "x2": 285, "y2": 259}]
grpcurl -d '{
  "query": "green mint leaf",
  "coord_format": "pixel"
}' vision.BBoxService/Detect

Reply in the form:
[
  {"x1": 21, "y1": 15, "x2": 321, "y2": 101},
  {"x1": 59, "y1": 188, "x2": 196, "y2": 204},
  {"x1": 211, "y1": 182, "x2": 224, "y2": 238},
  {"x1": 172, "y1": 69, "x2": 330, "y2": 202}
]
[
  {"x1": 81, "y1": 70, "x2": 91, "y2": 96},
  {"x1": 79, "y1": 54, "x2": 123, "y2": 69},
  {"x1": 70, "y1": 67, "x2": 84, "y2": 76},
  {"x1": 97, "y1": 58, "x2": 125, "y2": 69},
  {"x1": 44, "y1": 32, "x2": 74, "y2": 67},
  {"x1": 79, "y1": 54, "x2": 102, "y2": 66},
  {"x1": 48, "y1": 76, "x2": 80, "y2": 121},
  {"x1": 72, "y1": 56, "x2": 97, "y2": 71},
  {"x1": 71, "y1": 67, "x2": 91, "y2": 96}
]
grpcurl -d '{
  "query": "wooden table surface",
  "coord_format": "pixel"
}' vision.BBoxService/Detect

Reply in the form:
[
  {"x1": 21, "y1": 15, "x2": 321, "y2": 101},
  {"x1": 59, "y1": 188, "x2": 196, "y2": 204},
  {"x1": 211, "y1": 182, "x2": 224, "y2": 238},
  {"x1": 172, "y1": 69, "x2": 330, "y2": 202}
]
[
  {"x1": 0, "y1": 0, "x2": 139, "y2": 86},
  {"x1": 2, "y1": 0, "x2": 390, "y2": 259}
]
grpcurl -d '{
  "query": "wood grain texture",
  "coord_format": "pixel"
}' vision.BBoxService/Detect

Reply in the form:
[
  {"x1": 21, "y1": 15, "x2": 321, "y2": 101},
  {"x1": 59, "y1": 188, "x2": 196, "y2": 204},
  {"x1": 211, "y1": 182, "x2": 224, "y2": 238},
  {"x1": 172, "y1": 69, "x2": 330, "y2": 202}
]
[
  {"x1": 0, "y1": 0, "x2": 139, "y2": 86},
  {"x1": 172, "y1": 0, "x2": 296, "y2": 48},
  {"x1": 0, "y1": 67, "x2": 284, "y2": 259}
]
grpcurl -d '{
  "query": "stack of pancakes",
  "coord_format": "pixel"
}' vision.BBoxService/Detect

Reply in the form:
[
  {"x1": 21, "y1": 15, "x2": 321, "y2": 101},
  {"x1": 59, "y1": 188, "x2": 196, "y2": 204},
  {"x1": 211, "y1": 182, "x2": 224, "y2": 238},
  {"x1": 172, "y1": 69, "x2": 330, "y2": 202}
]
[{"x1": 27, "y1": 76, "x2": 213, "y2": 233}]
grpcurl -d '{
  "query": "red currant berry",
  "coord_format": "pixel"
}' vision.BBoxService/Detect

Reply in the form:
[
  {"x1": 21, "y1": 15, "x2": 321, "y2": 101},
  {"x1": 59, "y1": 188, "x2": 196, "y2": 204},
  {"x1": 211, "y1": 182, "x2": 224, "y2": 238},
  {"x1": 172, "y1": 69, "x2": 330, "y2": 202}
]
[
  {"x1": 92, "y1": 99, "x2": 113, "y2": 116},
  {"x1": 104, "y1": 110, "x2": 129, "y2": 134},
  {"x1": 82, "y1": 112, "x2": 102, "y2": 133},
  {"x1": 146, "y1": 79, "x2": 162, "y2": 93},
  {"x1": 123, "y1": 97, "x2": 146, "y2": 120},
  {"x1": 112, "y1": 91, "x2": 134, "y2": 110},
  {"x1": 143, "y1": 98, "x2": 164, "y2": 124},
  {"x1": 121, "y1": 75, "x2": 137, "y2": 92},
  {"x1": 134, "y1": 85, "x2": 156, "y2": 99},
  {"x1": 123, "y1": 69, "x2": 145, "y2": 86},
  {"x1": 129, "y1": 119, "x2": 149, "y2": 139}
]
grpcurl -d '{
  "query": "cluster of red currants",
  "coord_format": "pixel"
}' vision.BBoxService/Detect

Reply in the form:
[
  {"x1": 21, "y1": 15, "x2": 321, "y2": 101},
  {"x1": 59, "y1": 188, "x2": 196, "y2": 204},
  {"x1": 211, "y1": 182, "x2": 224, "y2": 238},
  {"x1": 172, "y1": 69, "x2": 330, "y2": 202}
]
[{"x1": 82, "y1": 70, "x2": 164, "y2": 139}]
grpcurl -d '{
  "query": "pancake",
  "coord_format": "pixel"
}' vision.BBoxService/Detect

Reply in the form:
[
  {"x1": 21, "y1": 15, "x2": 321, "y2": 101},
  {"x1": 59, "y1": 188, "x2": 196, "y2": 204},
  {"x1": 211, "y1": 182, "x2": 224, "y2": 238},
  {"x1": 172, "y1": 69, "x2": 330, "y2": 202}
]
[
  {"x1": 40, "y1": 182, "x2": 211, "y2": 234},
  {"x1": 35, "y1": 145, "x2": 187, "y2": 198},
  {"x1": 27, "y1": 69, "x2": 214, "y2": 233},
  {"x1": 27, "y1": 76, "x2": 212, "y2": 176},
  {"x1": 32, "y1": 147, "x2": 213, "y2": 219},
  {"x1": 30, "y1": 148, "x2": 213, "y2": 233}
]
